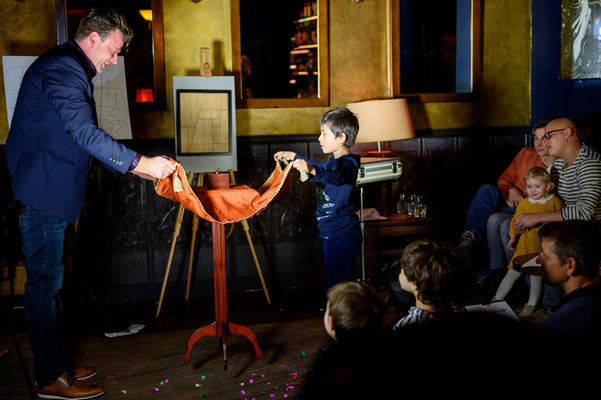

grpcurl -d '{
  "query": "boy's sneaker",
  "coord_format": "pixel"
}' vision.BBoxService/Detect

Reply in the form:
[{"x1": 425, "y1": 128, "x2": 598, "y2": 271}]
[{"x1": 458, "y1": 230, "x2": 478, "y2": 249}]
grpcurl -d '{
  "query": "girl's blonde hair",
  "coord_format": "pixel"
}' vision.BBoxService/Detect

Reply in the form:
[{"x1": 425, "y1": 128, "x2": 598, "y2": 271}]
[{"x1": 524, "y1": 166, "x2": 554, "y2": 194}]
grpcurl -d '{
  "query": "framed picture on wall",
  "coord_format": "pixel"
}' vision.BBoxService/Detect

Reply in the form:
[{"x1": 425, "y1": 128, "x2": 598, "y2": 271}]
[{"x1": 561, "y1": 0, "x2": 601, "y2": 80}]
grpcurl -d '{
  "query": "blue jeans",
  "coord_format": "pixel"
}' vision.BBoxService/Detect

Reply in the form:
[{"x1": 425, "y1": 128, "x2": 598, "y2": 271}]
[
  {"x1": 19, "y1": 206, "x2": 68, "y2": 386},
  {"x1": 464, "y1": 185, "x2": 505, "y2": 239},
  {"x1": 487, "y1": 212, "x2": 514, "y2": 271},
  {"x1": 322, "y1": 227, "x2": 361, "y2": 291}
]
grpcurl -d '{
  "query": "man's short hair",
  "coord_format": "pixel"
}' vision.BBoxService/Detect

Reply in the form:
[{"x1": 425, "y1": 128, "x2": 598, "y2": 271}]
[
  {"x1": 320, "y1": 107, "x2": 359, "y2": 148},
  {"x1": 532, "y1": 119, "x2": 550, "y2": 134},
  {"x1": 401, "y1": 239, "x2": 467, "y2": 311},
  {"x1": 539, "y1": 220, "x2": 601, "y2": 278},
  {"x1": 74, "y1": 8, "x2": 133, "y2": 50},
  {"x1": 327, "y1": 281, "x2": 387, "y2": 340}
]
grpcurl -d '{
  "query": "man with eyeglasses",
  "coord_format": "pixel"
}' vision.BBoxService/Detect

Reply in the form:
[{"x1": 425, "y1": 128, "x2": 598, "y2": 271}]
[
  {"x1": 458, "y1": 120, "x2": 556, "y2": 288},
  {"x1": 512, "y1": 117, "x2": 601, "y2": 320},
  {"x1": 5, "y1": 8, "x2": 176, "y2": 400},
  {"x1": 513, "y1": 118, "x2": 601, "y2": 229}
]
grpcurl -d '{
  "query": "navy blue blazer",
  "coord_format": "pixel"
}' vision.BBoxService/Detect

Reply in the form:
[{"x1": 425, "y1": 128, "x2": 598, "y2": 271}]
[{"x1": 5, "y1": 41, "x2": 137, "y2": 223}]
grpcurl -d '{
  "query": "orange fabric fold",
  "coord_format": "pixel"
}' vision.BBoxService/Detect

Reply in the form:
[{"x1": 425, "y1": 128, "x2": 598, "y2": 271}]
[{"x1": 155, "y1": 160, "x2": 293, "y2": 224}]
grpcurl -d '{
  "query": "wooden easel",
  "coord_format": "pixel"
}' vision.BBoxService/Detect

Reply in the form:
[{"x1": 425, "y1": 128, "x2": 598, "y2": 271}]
[{"x1": 155, "y1": 170, "x2": 271, "y2": 318}]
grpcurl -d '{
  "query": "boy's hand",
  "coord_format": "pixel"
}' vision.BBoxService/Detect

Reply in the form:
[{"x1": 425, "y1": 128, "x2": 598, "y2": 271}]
[
  {"x1": 293, "y1": 159, "x2": 315, "y2": 176},
  {"x1": 274, "y1": 151, "x2": 296, "y2": 162}
]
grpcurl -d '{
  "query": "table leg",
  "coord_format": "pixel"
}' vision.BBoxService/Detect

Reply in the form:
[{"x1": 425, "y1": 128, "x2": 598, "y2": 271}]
[{"x1": 183, "y1": 222, "x2": 262, "y2": 368}]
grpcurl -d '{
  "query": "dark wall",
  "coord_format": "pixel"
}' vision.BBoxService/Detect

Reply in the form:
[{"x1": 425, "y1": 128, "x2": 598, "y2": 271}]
[
  {"x1": 0, "y1": 127, "x2": 530, "y2": 303},
  {"x1": 531, "y1": 0, "x2": 601, "y2": 125}
]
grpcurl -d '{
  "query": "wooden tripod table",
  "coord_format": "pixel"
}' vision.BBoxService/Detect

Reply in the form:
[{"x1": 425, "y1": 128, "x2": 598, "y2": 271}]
[
  {"x1": 154, "y1": 161, "x2": 293, "y2": 369},
  {"x1": 183, "y1": 222, "x2": 262, "y2": 370}
]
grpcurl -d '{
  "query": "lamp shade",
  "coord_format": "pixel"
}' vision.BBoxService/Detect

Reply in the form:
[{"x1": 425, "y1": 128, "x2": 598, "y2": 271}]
[{"x1": 347, "y1": 98, "x2": 415, "y2": 144}]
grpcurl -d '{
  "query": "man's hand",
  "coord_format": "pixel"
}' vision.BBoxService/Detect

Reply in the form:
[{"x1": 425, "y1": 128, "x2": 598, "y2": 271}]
[
  {"x1": 132, "y1": 155, "x2": 176, "y2": 180},
  {"x1": 506, "y1": 187, "x2": 524, "y2": 208},
  {"x1": 274, "y1": 151, "x2": 297, "y2": 162},
  {"x1": 512, "y1": 213, "x2": 539, "y2": 234}
]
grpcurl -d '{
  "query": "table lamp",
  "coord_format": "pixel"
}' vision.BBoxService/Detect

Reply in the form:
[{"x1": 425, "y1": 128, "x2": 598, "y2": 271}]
[{"x1": 347, "y1": 98, "x2": 415, "y2": 157}]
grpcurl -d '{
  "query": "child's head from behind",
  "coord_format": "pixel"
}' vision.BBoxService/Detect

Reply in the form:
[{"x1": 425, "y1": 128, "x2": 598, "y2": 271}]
[
  {"x1": 400, "y1": 239, "x2": 465, "y2": 312},
  {"x1": 524, "y1": 166, "x2": 553, "y2": 201},
  {"x1": 324, "y1": 281, "x2": 387, "y2": 341},
  {"x1": 320, "y1": 107, "x2": 359, "y2": 150}
]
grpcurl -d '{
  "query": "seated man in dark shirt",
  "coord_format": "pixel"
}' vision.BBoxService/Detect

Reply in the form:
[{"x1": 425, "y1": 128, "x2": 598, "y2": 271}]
[{"x1": 536, "y1": 220, "x2": 601, "y2": 338}]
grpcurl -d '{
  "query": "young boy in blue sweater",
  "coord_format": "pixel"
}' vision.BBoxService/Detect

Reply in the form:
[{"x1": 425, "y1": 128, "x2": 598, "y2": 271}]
[{"x1": 274, "y1": 107, "x2": 361, "y2": 290}]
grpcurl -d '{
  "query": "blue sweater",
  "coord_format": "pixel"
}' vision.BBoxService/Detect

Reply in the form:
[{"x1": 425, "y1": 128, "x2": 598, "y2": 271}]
[
  {"x1": 541, "y1": 283, "x2": 601, "y2": 338},
  {"x1": 294, "y1": 153, "x2": 360, "y2": 238}
]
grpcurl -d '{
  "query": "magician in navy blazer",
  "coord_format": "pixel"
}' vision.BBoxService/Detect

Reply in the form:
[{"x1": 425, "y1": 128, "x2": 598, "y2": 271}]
[
  {"x1": 6, "y1": 39, "x2": 173, "y2": 223},
  {"x1": 6, "y1": 9, "x2": 179, "y2": 398}
]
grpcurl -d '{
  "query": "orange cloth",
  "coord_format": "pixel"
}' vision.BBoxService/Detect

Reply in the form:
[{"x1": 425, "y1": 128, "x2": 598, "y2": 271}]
[{"x1": 155, "y1": 160, "x2": 293, "y2": 224}]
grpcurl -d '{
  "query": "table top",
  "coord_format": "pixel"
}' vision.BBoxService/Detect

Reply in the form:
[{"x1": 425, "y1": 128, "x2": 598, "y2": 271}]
[
  {"x1": 512, "y1": 252, "x2": 543, "y2": 276},
  {"x1": 363, "y1": 212, "x2": 438, "y2": 226}
]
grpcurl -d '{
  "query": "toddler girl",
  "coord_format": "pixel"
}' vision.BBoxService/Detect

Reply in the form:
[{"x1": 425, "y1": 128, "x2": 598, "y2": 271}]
[{"x1": 491, "y1": 167, "x2": 562, "y2": 317}]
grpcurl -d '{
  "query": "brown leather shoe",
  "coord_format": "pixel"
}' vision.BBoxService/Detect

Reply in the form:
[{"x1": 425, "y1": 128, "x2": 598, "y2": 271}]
[
  {"x1": 72, "y1": 367, "x2": 98, "y2": 381},
  {"x1": 38, "y1": 373, "x2": 105, "y2": 399}
]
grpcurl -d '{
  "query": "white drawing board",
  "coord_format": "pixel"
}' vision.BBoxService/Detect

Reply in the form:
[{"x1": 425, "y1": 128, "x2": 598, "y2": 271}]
[{"x1": 173, "y1": 76, "x2": 237, "y2": 172}]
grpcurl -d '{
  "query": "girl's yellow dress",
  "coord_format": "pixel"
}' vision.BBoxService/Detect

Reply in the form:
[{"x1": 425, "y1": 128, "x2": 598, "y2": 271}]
[{"x1": 508, "y1": 194, "x2": 563, "y2": 269}]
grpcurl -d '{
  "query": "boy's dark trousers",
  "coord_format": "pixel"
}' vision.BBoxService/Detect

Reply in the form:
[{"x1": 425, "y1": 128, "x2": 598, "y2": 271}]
[{"x1": 322, "y1": 227, "x2": 361, "y2": 290}]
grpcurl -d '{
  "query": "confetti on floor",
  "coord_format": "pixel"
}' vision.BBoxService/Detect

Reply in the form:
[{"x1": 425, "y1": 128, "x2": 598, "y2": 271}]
[{"x1": 235, "y1": 359, "x2": 310, "y2": 400}]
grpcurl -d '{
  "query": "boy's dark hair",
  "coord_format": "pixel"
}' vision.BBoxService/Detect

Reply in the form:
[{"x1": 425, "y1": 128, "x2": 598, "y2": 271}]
[
  {"x1": 539, "y1": 220, "x2": 601, "y2": 278},
  {"x1": 327, "y1": 281, "x2": 387, "y2": 340},
  {"x1": 74, "y1": 8, "x2": 133, "y2": 51},
  {"x1": 320, "y1": 107, "x2": 359, "y2": 148},
  {"x1": 401, "y1": 239, "x2": 466, "y2": 312}
]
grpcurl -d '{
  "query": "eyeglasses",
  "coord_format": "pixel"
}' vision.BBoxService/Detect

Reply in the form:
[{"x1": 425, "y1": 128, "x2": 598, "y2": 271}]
[{"x1": 541, "y1": 128, "x2": 567, "y2": 140}]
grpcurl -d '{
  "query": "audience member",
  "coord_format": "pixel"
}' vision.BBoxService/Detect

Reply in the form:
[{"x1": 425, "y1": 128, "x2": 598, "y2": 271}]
[
  {"x1": 484, "y1": 123, "x2": 556, "y2": 284},
  {"x1": 323, "y1": 281, "x2": 388, "y2": 341},
  {"x1": 394, "y1": 239, "x2": 467, "y2": 329},
  {"x1": 514, "y1": 118, "x2": 601, "y2": 316},
  {"x1": 537, "y1": 220, "x2": 601, "y2": 339},
  {"x1": 301, "y1": 311, "x2": 554, "y2": 398},
  {"x1": 458, "y1": 120, "x2": 555, "y2": 283},
  {"x1": 491, "y1": 167, "x2": 562, "y2": 317},
  {"x1": 300, "y1": 281, "x2": 388, "y2": 400}
]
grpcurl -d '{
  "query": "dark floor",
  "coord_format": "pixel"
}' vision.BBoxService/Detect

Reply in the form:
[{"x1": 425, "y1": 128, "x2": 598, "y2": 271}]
[
  {"x1": 0, "y1": 287, "x2": 407, "y2": 400},
  {"x1": 0, "y1": 265, "x2": 548, "y2": 400}
]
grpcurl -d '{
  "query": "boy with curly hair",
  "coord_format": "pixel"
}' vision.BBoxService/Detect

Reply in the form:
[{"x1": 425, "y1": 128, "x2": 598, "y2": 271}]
[{"x1": 394, "y1": 239, "x2": 467, "y2": 329}]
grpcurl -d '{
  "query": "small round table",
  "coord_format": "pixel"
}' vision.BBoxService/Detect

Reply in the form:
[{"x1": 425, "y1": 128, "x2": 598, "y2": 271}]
[{"x1": 512, "y1": 253, "x2": 543, "y2": 276}]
